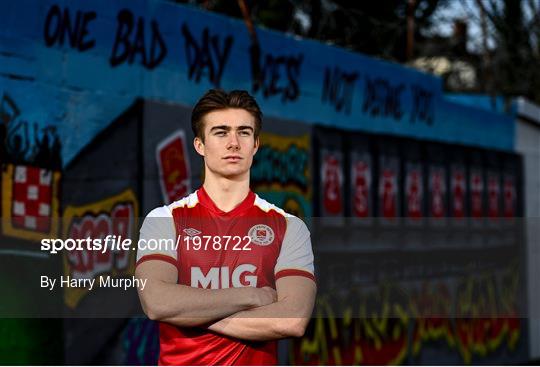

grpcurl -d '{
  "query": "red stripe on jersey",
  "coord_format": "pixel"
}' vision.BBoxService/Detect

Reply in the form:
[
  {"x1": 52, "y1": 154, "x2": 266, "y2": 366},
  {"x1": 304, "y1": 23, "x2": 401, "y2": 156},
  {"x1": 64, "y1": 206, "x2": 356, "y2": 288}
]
[
  {"x1": 136, "y1": 254, "x2": 178, "y2": 270},
  {"x1": 275, "y1": 269, "x2": 316, "y2": 282}
]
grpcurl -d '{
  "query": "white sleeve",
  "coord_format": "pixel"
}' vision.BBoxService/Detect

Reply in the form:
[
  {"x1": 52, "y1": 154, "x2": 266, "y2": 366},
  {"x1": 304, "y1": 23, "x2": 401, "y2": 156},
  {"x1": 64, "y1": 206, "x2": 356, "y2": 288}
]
[
  {"x1": 274, "y1": 216, "x2": 315, "y2": 281},
  {"x1": 136, "y1": 206, "x2": 178, "y2": 268}
]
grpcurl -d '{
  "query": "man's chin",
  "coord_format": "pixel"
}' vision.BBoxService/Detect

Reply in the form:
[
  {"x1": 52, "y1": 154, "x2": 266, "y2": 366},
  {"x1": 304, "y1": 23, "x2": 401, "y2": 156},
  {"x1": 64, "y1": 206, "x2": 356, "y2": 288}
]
[{"x1": 215, "y1": 169, "x2": 249, "y2": 180}]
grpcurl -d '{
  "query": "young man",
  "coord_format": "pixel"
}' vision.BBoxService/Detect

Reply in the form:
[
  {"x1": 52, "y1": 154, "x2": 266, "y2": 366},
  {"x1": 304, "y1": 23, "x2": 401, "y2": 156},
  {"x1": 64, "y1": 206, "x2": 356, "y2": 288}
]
[{"x1": 135, "y1": 89, "x2": 316, "y2": 365}]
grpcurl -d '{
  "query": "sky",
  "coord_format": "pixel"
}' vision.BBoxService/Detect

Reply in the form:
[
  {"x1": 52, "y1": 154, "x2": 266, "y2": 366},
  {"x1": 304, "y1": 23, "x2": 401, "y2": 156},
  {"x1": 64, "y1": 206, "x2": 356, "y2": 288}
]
[{"x1": 429, "y1": 0, "x2": 495, "y2": 52}]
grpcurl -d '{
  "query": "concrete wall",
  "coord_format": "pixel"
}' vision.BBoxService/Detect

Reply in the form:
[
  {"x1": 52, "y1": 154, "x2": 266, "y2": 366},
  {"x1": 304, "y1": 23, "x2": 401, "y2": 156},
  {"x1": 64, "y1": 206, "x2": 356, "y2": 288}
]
[{"x1": 515, "y1": 98, "x2": 540, "y2": 360}]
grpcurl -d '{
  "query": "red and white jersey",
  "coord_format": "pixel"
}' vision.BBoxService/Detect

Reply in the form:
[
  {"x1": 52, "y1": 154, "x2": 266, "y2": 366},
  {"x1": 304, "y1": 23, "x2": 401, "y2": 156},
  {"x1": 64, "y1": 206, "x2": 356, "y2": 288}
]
[{"x1": 136, "y1": 187, "x2": 315, "y2": 365}]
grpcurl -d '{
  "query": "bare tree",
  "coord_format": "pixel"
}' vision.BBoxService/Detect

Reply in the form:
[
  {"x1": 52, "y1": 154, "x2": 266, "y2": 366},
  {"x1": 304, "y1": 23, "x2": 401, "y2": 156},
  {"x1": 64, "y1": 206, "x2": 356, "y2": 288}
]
[{"x1": 475, "y1": 0, "x2": 540, "y2": 102}]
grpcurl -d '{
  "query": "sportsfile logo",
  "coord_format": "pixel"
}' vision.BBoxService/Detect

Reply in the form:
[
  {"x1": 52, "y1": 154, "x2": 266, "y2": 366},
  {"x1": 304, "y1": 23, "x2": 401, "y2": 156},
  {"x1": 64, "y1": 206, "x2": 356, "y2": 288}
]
[{"x1": 191, "y1": 264, "x2": 258, "y2": 289}]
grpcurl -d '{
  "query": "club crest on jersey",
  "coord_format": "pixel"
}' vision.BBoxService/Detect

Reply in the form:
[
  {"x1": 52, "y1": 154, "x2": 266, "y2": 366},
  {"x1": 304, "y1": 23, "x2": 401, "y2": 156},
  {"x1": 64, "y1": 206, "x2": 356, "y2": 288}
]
[
  {"x1": 183, "y1": 227, "x2": 201, "y2": 237},
  {"x1": 248, "y1": 224, "x2": 274, "y2": 246}
]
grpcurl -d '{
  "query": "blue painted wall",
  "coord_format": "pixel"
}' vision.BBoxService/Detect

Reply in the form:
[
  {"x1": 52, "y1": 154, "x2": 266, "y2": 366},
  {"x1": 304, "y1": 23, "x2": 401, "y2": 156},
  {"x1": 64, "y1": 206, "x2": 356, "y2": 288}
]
[
  {"x1": 0, "y1": 0, "x2": 514, "y2": 167},
  {"x1": 446, "y1": 93, "x2": 518, "y2": 116}
]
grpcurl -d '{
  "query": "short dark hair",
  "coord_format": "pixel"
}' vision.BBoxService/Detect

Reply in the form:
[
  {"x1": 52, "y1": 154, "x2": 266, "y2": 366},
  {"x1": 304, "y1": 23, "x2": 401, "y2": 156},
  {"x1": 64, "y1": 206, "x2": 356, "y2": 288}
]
[{"x1": 191, "y1": 89, "x2": 263, "y2": 141}]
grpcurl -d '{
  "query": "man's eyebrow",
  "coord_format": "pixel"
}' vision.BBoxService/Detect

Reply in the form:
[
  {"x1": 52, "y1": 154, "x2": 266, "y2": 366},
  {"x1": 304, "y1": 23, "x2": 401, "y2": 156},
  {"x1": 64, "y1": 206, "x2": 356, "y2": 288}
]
[
  {"x1": 209, "y1": 125, "x2": 254, "y2": 132},
  {"x1": 237, "y1": 125, "x2": 254, "y2": 131},
  {"x1": 209, "y1": 125, "x2": 231, "y2": 132}
]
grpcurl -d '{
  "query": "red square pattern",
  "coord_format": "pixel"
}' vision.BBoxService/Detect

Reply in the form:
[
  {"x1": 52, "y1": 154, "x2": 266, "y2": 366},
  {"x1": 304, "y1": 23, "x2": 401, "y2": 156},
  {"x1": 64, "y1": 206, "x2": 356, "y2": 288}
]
[{"x1": 11, "y1": 165, "x2": 53, "y2": 233}]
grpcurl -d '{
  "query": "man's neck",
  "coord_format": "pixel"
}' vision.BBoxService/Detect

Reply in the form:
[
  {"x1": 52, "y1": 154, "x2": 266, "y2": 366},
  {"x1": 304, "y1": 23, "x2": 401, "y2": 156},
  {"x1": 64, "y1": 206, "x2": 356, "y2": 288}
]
[{"x1": 202, "y1": 174, "x2": 251, "y2": 213}]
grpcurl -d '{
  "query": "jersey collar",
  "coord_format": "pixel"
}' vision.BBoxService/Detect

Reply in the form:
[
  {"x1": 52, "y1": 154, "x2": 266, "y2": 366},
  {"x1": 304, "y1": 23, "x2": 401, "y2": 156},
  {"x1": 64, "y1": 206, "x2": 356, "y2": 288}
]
[{"x1": 197, "y1": 186, "x2": 255, "y2": 217}]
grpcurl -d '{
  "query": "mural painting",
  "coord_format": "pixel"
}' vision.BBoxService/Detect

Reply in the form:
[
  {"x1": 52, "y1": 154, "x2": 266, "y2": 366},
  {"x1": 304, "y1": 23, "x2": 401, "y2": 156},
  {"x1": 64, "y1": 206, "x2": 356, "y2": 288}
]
[{"x1": 251, "y1": 132, "x2": 311, "y2": 219}]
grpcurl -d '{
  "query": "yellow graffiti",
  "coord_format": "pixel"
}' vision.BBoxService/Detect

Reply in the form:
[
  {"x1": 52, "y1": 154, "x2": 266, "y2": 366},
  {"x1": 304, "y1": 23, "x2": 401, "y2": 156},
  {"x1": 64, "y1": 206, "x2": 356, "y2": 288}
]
[
  {"x1": 292, "y1": 269, "x2": 522, "y2": 365},
  {"x1": 62, "y1": 189, "x2": 139, "y2": 308},
  {"x1": 410, "y1": 282, "x2": 455, "y2": 356},
  {"x1": 254, "y1": 132, "x2": 311, "y2": 197},
  {"x1": 282, "y1": 197, "x2": 305, "y2": 218},
  {"x1": 293, "y1": 284, "x2": 409, "y2": 365},
  {"x1": 455, "y1": 268, "x2": 521, "y2": 364}
]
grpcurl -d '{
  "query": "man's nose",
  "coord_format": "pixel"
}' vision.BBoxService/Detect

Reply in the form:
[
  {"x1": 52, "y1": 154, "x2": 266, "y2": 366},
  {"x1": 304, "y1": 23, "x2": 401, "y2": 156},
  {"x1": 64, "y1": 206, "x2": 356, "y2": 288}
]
[{"x1": 227, "y1": 133, "x2": 240, "y2": 150}]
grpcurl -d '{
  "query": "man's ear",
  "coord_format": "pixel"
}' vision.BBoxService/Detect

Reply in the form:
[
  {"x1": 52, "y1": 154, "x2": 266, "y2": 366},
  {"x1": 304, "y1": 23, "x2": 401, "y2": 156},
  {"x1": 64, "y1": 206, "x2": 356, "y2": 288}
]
[
  {"x1": 193, "y1": 137, "x2": 205, "y2": 157},
  {"x1": 253, "y1": 136, "x2": 260, "y2": 155}
]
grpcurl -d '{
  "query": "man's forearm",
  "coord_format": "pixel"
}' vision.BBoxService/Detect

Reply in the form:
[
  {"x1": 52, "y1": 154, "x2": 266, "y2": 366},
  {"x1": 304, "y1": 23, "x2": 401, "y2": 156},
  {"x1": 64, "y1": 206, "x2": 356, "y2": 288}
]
[
  {"x1": 135, "y1": 261, "x2": 275, "y2": 328},
  {"x1": 140, "y1": 279, "x2": 261, "y2": 327},
  {"x1": 209, "y1": 310, "x2": 310, "y2": 342},
  {"x1": 207, "y1": 303, "x2": 309, "y2": 341},
  {"x1": 208, "y1": 277, "x2": 316, "y2": 341}
]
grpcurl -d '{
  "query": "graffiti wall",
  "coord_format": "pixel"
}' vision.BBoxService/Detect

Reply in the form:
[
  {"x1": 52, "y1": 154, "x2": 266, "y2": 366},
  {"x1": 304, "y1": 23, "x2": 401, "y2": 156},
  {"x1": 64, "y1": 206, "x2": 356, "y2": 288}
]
[
  {"x1": 252, "y1": 117, "x2": 312, "y2": 219},
  {"x1": 0, "y1": 0, "x2": 514, "y2": 168},
  {"x1": 0, "y1": 0, "x2": 527, "y2": 365},
  {"x1": 292, "y1": 272, "x2": 522, "y2": 365},
  {"x1": 301, "y1": 127, "x2": 526, "y2": 364}
]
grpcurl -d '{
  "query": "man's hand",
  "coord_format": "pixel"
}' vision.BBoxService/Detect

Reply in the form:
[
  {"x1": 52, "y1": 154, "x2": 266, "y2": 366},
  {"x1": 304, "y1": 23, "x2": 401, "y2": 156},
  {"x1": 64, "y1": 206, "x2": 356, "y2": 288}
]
[
  {"x1": 252, "y1": 286, "x2": 277, "y2": 308},
  {"x1": 207, "y1": 276, "x2": 316, "y2": 341}
]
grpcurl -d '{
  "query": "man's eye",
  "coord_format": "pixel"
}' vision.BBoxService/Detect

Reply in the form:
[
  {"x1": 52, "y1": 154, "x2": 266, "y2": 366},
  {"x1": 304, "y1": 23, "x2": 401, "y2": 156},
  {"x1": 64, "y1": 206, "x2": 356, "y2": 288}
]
[
  {"x1": 239, "y1": 131, "x2": 251, "y2": 136},
  {"x1": 215, "y1": 131, "x2": 226, "y2": 136}
]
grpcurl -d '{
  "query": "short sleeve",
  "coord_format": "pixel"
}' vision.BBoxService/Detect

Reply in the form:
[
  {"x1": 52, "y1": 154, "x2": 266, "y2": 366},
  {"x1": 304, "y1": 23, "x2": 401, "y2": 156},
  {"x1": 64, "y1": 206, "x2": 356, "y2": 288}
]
[
  {"x1": 136, "y1": 206, "x2": 178, "y2": 269},
  {"x1": 274, "y1": 216, "x2": 315, "y2": 282}
]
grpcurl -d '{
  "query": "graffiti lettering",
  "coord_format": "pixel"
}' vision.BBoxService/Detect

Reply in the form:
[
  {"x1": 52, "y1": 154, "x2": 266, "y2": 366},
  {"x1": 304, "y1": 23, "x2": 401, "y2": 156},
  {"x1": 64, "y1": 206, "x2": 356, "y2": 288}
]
[
  {"x1": 293, "y1": 286, "x2": 409, "y2": 365},
  {"x1": 251, "y1": 133, "x2": 311, "y2": 218},
  {"x1": 322, "y1": 67, "x2": 358, "y2": 114},
  {"x1": 410, "y1": 282, "x2": 454, "y2": 356},
  {"x1": 410, "y1": 84, "x2": 434, "y2": 125},
  {"x1": 451, "y1": 165, "x2": 466, "y2": 218},
  {"x1": 293, "y1": 271, "x2": 522, "y2": 365},
  {"x1": 380, "y1": 168, "x2": 398, "y2": 218},
  {"x1": 43, "y1": 5, "x2": 96, "y2": 52},
  {"x1": 362, "y1": 77, "x2": 404, "y2": 120},
  {"x1": 110, "y1": 9, "x2": 167, "y2": 70},
  {"x1": 181, "y1": 23, "x2": 233, "y2": 88},
  {"x1": 455, "y1": 272, "x2": 520, "y2": 363},
  {"x1": 429, "y1": 166, "x2": 447, "y2": 218},
  {"x1": 470, "y1": 169, "x2": 484, "y2": 218},
  {"x1": 250, "y1": 43, "x2": 303, "y2": 102},
  {"x1": 487, "y1": 172, "x2": 500, "y2": 219},
  {"x1": 66, "y1": 203, "x2": 134, "y2": 280},
  {"x1": 352, "y1": 158, "x2": 372, "y2": 218},
  {"x1": 251, "y1": 144, "x2": 308, "y2": 190},
  {"x1": 62, "y1": 190, "x2": 138, "y2": 308},
  {"x1": 355, "y1": 286, "x2": 410, "y2": 365},
  {"x1": 322, "y1": 153, "x2": 343, "y2": 214},
  {"x1": 405, "y1": 166, "x2": 423, "y2": 218}
]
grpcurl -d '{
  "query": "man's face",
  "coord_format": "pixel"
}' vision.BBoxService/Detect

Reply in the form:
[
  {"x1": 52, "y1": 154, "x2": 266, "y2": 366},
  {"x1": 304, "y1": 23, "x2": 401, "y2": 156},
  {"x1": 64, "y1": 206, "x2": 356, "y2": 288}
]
[{"x1": 194, "y1": 108, "x2": 259, "y2": 180}]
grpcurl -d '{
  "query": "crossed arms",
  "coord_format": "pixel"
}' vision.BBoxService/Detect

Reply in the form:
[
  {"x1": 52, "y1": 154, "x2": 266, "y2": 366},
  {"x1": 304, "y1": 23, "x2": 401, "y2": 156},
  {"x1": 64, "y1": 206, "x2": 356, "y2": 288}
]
[{"x1": 135, "y1": 260, "x2": 317, "y2": 341}]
